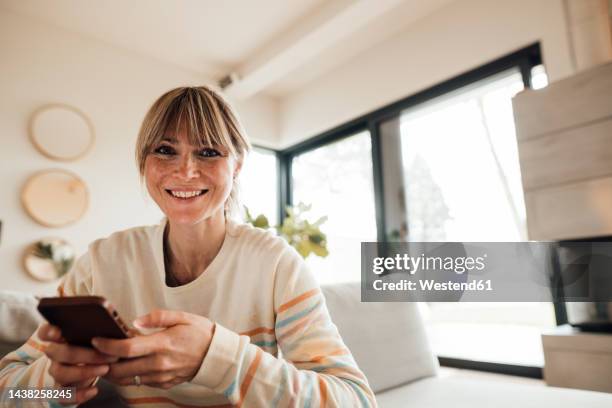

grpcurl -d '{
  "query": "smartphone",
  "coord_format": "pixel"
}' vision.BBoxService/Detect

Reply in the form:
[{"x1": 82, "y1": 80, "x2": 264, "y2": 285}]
[{"x1": 37, "y1": 296, "x2": 133, "y2": 347}]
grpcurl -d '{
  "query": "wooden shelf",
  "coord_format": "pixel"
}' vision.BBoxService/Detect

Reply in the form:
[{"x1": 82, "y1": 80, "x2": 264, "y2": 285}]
[{"x1": 542, "y1": 324, "x2": 612, "y2": 393}]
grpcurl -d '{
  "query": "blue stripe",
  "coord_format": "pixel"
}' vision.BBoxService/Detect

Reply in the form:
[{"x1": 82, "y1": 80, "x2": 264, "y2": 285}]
[
  {"x1": 0, "y1": 362, "x2": 22, "y2": 377},
  {"x1": 253, "y1": 340, "x2": 277, "y2": 348},
  {"x1": 281, "y1": 327, "x2": 331, "y2": 354},
  {"x1": 8, "y1": 365, "x2": 28, "y2": 388},
  {"x1": 302, "y1": 375, "x2": 314, "y2": 408},
  {"x1": 276, "y1": 300, "x2": 322, "y2": 330},
  {"x1": 16, "y1": 350, "x2": 34, "y2": 363},
  {"x1": 222, "y1": 346, "x2": 251, "y2": 401},
  {"x1": 223, "y1": 379, "x2": 237, "y2": 399},
  {"x1": 271, "y1": 364, "x2": 288, "y2": 408},
  {"x1": 344, "y1": 378, "x2": 371, "y2": 407},
  {"x1": 309, "y1": 362, "x2": 352, "y2": 372}
]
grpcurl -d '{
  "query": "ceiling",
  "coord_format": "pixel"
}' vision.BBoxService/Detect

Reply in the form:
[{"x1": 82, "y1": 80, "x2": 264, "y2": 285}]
[{"x1": 0, "y1": 0, "x2": 455, "y2": 98}]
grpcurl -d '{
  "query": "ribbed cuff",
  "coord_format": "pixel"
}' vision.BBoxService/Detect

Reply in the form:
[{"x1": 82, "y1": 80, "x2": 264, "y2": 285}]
[{"x1": 191, "y1": 323, "x2": 241, "y2": 390}]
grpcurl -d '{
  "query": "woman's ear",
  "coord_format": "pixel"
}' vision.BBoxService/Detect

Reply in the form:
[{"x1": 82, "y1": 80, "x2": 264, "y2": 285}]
[{"x1": 233, "y1": 158, "x2": 243, "y2": 180}]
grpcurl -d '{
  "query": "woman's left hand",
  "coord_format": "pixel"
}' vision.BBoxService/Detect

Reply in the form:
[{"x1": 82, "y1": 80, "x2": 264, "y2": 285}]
[{"x1": 91, "y1": 309, "x2": 215, "y2": 389}]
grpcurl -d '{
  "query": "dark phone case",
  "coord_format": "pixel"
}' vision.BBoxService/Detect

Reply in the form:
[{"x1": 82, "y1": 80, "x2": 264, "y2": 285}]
[{"x1": 37, "y1": 296, "x2": 131, "y2": 347}]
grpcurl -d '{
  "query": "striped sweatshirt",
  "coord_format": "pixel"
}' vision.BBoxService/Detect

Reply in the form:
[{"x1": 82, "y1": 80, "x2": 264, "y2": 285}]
[{"x1": 0, "y1": 218, "x2": 377, "y2": 407}]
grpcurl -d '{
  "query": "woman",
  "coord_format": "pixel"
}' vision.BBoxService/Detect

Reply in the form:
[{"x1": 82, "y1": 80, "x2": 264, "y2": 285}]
[{"x1": 0, "y1": 86, "x2": 377, "y2": 407}]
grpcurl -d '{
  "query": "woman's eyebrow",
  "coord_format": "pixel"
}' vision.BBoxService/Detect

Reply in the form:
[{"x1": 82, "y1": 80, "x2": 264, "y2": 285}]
[{"x1": 159, "y1": 138, "x2": 219, "y2": 151}]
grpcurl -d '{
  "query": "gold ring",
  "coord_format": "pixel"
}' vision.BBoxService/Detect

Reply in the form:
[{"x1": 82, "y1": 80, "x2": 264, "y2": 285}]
[
  {"x1": 89, "y1": 376, "x2": 100, "y2": 387},
  {"x1": 134, "y1": 375, "x2": 141, "y2": 386}
]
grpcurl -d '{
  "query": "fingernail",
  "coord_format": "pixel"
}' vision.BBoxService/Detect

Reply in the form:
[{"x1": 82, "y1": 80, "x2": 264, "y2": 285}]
[
  {"x1": 91, "y1": 338, "x2": 99, "y2": 347},
  {"x1": 47, "y1": 326, "x2": 58, "y2": 338},
  {"x1": 105, "y1": 355, "x2": 119, "y2": 362},
  {"x1": 95, "y1": 365, "x2": 109, "y2": 375},
  {"x1": 132, "y1": 319, "x2": 144, "y2": 329}
]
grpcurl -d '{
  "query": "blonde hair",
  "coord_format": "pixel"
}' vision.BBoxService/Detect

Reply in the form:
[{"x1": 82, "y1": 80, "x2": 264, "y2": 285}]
[{"x1": 135, "y1": 86, "x2": 251, "y2": 216}]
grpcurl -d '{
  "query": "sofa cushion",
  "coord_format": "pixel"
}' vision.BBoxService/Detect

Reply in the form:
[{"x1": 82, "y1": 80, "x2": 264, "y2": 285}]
[
  {"x1": 376, "y1": 376, "x2": 612, "y2": 407},
  {"x1": 0, "y1": 290, "x2": 43, "y2": 343},
  {"x1": 321, "y1": 282, "x2": 438, "y2": 393}
]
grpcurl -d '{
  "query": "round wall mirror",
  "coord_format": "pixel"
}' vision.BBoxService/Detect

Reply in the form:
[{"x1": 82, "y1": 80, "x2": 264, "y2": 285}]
[
  {"x1": 23, "y1": 238, "x2": 76, "y2": 281},
  {"x1": 29, "y1": 104, "x2": 94, "y2": 161},
  {"x1": 21, "y1": 169, "x2": 89, "y2": 227}
]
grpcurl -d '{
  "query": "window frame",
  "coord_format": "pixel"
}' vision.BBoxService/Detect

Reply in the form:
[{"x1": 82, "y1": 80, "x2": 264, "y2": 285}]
[
  {"x1": 279, "y1": 43, "x2": 541, "y2": 238},
  {"x1": 262, "y1": 43, "x2": 565, "y2": 378}
]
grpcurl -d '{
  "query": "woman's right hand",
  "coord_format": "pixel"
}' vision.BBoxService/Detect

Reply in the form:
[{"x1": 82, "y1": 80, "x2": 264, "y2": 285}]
[{"x1": 39, "y1": 324, "x2": 119, "y2": 406}]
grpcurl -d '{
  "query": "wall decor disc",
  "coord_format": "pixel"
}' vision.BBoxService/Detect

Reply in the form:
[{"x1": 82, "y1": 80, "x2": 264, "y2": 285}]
[
  {"x1": 23, "y1": 237, "x2": 76, "y2": 281},
  {"x1": 29, "y1": 104, "x2": 95, "y2": 161},
  {"x1": 21, "y1": 169, "x2": 89, "y2": 227}
]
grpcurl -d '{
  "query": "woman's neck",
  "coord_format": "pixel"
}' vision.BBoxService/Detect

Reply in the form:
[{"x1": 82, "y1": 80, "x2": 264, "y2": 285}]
[{"x1": 163, "y1": 211, "x2": 227, "y2": 286}]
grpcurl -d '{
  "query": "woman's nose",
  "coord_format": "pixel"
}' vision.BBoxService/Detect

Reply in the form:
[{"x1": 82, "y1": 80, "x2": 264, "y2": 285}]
[{"x1": 176, "y1": 154, "x2": 200, "y2": 178}]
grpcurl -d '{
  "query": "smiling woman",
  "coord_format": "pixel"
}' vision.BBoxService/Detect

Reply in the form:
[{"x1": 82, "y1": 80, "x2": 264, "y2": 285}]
[{"x1": 0, "y1": 86, "x2": 377, "y2": 407}]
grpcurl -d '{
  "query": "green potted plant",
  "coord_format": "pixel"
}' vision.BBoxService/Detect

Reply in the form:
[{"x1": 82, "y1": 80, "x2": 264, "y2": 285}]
[{"x1": 245, "y1": 202, "x2": 329, "y2": 259}]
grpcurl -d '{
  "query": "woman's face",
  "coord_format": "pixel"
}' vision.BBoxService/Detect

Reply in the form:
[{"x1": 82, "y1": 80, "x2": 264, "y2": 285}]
[{"x1": 144, "y1": 126, "x2": 240, "y2": 225}]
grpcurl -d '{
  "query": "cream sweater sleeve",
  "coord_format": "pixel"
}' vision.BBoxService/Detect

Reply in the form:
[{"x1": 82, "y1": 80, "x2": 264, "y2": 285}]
[
  {"x1": 191, "y1": 247, "x2": 378, "y2": 407},
  {"x1": 0, "y1": 252, "x2": 93, "y2": 405}
]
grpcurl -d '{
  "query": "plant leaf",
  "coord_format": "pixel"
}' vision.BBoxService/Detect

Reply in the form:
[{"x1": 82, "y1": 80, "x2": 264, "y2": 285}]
[{"x1": 253, "y1": 214, "x2": 270, "y2": 229}]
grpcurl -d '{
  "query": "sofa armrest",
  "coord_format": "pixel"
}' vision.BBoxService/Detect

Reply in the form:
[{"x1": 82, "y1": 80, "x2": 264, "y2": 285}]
[
  {"x1": 321, "y1": 282, "x2": 439, "y2": 393},
  {"x1": 0, "y1": 290, "x2": 44, "y2": 343}
]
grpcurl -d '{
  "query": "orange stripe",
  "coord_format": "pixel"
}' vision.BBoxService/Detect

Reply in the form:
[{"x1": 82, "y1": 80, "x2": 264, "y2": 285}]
[
  {"x1": 57, "y1": 284, "x2": 65, "y2": 297},
  {"x1": 311, "y1": 365, "x2": 364, "y2": 379},
  {"x1": 292, "y1": 347, "x2": 350, "y2": 365},
  {"x1": 308, "y1": 348, "x2": 350, "y2": 364},
  {"x1": 278, "y1": 288, "x2": 319, "y2": 313},
  {"x1": 278, "y1": 304, "x2": 323, "y2": 340},
  {"x1": 277, "y1": 312, "x2": 326, "y2": 349},
  {"x1": 240, "y1": 326, "x2": 275, "y2": 337},
  {"x1": 237, "y1": 348, "x2": 263, "y2": 407},
  {"x1": 318, "y1": 376, "x2": 328, "y2": 407},
  {"x1": 123, "y1": 396, "x2": 231, "y2": 408},
  {"x1": 26, "y1": 339, "x2": 46, "y2": 353}
]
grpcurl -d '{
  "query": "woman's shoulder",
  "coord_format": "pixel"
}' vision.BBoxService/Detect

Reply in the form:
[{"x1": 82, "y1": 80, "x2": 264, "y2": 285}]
[
  {"x1": 227, "y1": 219, "x2": 297, "y2": 259},
  {"x1": 87, "y1": 220, "x2": 161, "y2": 257},
  {"x1": 227, "y1": 220, "x2": 310, "y2": 286}
]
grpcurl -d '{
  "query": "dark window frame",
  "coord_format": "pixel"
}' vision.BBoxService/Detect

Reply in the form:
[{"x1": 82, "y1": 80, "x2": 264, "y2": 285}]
[
  {"x1": 279, "y1": 43, "x2": 542, "y2": 237},
  {"x1": 257, "y1": 43, "x2": 562, "y2": 378}
]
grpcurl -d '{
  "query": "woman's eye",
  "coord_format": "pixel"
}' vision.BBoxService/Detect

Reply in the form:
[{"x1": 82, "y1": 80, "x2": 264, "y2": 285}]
[
  {"x1": 154, "y1": 145, "x2": 175, "y2": 155},
  {"x1": 199, "y1": 148, "x2": 221, "y2": 158}
]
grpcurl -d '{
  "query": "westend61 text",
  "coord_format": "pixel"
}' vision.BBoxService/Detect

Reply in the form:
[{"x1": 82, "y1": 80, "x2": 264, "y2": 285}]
[{"x1": 372, "y1": 279, "x2": 493, "y2": 291}]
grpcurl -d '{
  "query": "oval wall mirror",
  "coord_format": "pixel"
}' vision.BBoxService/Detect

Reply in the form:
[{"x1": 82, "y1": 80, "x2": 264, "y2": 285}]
[
  {"x1": 21, "y1": 169, "x2": 89, "y2": 227},
  {"x1": 29, "y1": 104, "x2": 94, "y2": 161},
  {"x1": 23, "y1": 238, "x2": 76, "y2": 281}
]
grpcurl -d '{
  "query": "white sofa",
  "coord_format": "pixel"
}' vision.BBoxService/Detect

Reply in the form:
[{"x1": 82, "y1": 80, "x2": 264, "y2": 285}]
[
  {"x1": 321, "y1": 282, "x2": 612, "y2": 407},
  {"x1": 2, "y1": 287, "x2": 612, "y2": 407}
]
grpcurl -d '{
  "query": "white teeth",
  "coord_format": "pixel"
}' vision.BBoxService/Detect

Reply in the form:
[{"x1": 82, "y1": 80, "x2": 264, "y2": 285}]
[{"x1": 170, "y1": 190, "x2": 203, "y2": 198}]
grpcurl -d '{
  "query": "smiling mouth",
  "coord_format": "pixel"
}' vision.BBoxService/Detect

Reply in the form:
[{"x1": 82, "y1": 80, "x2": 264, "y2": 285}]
[{"x1": 165, "y1": 189, "x2": 208, "y2": 200}]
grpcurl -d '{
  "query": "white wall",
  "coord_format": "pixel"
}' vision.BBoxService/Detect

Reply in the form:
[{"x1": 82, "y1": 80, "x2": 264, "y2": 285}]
[
  {"x1": 0, "y1": 9, "x2": 278, "y2": 294},
  {"x1": 278, "y1": 0, "x2": 575, "y2": 146}
]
